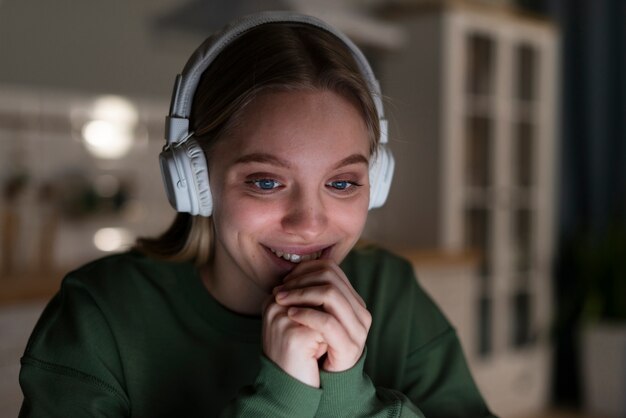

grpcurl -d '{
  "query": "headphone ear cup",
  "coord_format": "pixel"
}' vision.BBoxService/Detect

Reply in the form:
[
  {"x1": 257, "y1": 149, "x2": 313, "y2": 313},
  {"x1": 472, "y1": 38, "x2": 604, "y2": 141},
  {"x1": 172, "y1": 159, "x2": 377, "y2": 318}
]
[
  {"x1": 159, "y1": 138, "x2": 213, "y2": 216},
  {"x1": 184, "y1": 139, "x2": 213, "y2": 216},
  {"x1": 368, "y1": 144, "x2": 395, "y2": 209}
]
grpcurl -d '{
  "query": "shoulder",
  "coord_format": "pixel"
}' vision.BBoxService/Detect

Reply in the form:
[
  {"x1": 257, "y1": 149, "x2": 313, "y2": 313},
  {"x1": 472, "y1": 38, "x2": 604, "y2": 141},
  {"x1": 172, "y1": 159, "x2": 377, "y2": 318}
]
[
  {"x1": 68, "y1": 250, "x2": 165, "y2": 280},
  {"x1": 342, "y1": 243, "x2": 414, "y2": 275},
  {"x1": 21, "y1": 255, "x2": 145, "y2": 402},
  {"x1": 341, "y1": 244, "x2": 421, "y2": 310},
  {"x1": 343, "y1": 244, "x2": 452, "y2": 344},
  {"x1": 61, "y1": 251, "x2": 194, "y2": 305},
  {"x1": 64, "y1": 251, "x2": 191, "y2": 291},
  {"x1": 341, "y1": 244, "x2": 416, "y2": 292},
  {"x1": 25, "y1": 252, "x2": 194, "y2": 353}
]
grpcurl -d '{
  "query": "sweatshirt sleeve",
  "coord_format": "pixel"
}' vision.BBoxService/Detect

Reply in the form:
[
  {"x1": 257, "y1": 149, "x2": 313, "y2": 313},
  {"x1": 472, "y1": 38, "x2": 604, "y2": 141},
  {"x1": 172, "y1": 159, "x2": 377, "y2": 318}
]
[
  {"x1": 219, "y1": 355, "x2": 322, "y2": 417},
  {"x1": 18, "y1": 276, "x2": 131, "y2": 418},
  {"x1": 314, "y1": 333, "x2": 496, "y2": 418},
  {"x1": 395, "y1": 327, "x2": 497, "y2": 417},
  {"x1": 315, "y1": 349, "x2": 425, "y2": 417}
]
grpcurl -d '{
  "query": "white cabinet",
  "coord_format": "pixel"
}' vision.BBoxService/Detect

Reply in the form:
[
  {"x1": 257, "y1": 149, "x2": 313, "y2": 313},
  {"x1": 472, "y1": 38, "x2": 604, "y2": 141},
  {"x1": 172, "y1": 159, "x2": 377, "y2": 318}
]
[{"x1": 368, "y1": 2, "x2": 558, "y2": 415}]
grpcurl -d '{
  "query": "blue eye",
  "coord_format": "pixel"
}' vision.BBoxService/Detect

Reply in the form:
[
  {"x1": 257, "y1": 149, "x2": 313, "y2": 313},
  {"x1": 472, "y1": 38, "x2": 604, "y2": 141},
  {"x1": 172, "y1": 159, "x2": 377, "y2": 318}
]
[
  {"x1": 329, "y1": 180, "x2": 350, "y2": 190},
  {"x1": 251, "y1": 179, "x2": 281, "y2": 190}
]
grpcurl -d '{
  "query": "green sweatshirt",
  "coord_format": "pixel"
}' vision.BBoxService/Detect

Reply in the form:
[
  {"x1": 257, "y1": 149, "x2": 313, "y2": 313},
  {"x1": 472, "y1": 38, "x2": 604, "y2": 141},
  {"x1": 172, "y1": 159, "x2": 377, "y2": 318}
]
[{"x1": 19, "y1": 246, "x2": 496, "y2": 417}]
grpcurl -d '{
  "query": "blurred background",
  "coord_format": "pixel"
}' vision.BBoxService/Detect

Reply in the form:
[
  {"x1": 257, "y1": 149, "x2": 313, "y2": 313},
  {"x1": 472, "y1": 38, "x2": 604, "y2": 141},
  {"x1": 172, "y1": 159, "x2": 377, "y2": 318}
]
[{"x1": 0, "y1": 0, "x2": 624, "y2": 417}]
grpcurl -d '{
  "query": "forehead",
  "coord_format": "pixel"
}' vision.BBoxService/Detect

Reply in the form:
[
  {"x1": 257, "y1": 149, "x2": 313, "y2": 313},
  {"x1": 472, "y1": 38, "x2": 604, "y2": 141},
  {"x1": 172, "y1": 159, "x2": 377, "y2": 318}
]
[{"x1": 213, "y1": 90, "x2": 370, "y2": 165}]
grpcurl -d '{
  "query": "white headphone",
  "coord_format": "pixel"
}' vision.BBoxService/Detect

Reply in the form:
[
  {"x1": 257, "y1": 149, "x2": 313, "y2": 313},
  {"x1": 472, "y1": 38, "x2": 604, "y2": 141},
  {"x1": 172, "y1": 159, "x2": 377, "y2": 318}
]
[{"x1": 160, "y1": 11, "x2": 394, "y2": 217}]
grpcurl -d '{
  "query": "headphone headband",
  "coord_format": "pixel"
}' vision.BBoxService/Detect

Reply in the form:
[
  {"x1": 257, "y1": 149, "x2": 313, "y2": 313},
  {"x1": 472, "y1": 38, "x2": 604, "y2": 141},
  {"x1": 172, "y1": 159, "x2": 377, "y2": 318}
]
[{"x1": 165, "y1": 11, "x2": 386, "y2": 145}]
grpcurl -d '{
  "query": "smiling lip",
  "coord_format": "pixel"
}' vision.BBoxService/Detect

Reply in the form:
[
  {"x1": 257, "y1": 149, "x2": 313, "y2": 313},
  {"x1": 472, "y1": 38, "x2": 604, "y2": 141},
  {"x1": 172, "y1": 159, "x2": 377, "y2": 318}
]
[{"x1": 265, "y1": 245, "x2": 330, "y2": 264}]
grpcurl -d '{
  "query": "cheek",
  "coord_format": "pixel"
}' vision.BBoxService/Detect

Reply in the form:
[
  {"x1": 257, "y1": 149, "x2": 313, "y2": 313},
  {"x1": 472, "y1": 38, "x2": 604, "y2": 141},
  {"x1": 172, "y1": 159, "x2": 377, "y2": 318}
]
[
  {"x1": 215, "y1": 193, "x2": 281, "y2": 235},
  {"x1": 330, "y1": 199, "x2": 369, "y2": 235}
]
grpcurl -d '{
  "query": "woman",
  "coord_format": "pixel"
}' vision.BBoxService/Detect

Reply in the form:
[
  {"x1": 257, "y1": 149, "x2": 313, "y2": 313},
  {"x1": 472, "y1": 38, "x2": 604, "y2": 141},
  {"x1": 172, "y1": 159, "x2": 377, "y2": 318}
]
[{"x1": 19, "y1": 12, "x2": 496, "y2": 417}]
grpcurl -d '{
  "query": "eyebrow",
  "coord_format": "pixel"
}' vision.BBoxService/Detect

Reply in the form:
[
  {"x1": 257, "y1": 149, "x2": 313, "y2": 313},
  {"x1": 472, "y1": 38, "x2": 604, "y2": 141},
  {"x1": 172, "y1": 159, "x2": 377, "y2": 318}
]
[
  {"x1": 233, "y1": 153, "x2": 291, "y2": 168},
  {"x1": 233, "y1": 153, "x2": 369, "y2": 169},
  {"x1": 333, "y1": 153, "x2": 369, "y2": 169}
]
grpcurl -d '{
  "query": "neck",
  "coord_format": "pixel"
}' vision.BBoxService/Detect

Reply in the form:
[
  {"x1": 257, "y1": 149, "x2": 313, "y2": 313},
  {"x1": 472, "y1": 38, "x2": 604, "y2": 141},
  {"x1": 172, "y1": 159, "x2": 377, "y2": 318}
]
[{"x1": 199, "y1": 263, "x2": 267, "y2": 316}]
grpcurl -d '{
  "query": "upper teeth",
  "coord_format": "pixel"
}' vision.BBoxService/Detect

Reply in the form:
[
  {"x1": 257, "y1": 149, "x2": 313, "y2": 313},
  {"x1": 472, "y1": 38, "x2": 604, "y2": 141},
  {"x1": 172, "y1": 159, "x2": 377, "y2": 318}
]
[{"x1": 270, "y1": 248, "x2": 323, "y2": 263}]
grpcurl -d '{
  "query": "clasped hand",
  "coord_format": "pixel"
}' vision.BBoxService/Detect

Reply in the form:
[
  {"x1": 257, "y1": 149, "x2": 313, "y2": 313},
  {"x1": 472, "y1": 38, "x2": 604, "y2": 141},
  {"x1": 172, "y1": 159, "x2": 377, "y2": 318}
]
[{"x1": 262, "y1": 259, "x2": 372, "y2": 387}]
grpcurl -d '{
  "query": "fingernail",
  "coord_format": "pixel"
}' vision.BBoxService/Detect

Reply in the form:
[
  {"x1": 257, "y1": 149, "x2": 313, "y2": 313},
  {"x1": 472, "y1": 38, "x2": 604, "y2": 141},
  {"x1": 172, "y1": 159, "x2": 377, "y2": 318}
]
[
  {"x1": 273, "y1": 285, "x2": 284, "y2": 295},
  {"x1": 288, "y1": 307, "x2": 299, "y2": 315},
  {"x1": 276, "y1": 291, "x2": 288, "y2": 299}
]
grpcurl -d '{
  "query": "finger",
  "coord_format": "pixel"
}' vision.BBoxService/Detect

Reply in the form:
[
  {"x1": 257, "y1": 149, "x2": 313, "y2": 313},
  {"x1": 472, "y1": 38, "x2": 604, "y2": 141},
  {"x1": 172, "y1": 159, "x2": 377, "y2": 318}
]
[
  {"x1": 262, "y1": 293, "x2": 276, "y2": 314},
  {"x1": 263, "y1": 303, "x2": 325, "y2": 362},
  {"x1": 262, "y1": 313, "x2": 326, "y2": 387},
  {"x1": 279, "y1": 269, "x2": 370, "y2": 328},
  {"x1": 282, "y1": 262, "x2": 366, "y2": 315},
  {"x1": 287, "y1": 307, "x2": 362, "y2": 371},
  {"x1": 262, "y1": 298, "x2": 283, "y2": 321},
  {"x1": 287, "y1": 307, "x2": 353, "y2": 348},
  {"x1": 276, "y1": 284, "x2": 368, "y2": 342},
  {"x1": 324, "y1": 262, "x2": 367, "y2": 308}
]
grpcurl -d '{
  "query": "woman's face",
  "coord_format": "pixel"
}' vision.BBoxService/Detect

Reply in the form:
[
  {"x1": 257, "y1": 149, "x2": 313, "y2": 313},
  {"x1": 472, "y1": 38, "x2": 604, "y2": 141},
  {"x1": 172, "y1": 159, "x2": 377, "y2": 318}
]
[{"x1": 207, "y1": 89, "x2": 371, "y2": 306}]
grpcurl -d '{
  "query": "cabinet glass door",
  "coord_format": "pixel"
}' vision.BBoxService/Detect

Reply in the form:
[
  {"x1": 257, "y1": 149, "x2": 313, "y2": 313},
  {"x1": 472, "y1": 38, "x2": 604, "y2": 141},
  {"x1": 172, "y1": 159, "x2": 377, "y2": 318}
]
[{"x1": 510, "y1": 42, "x2": 540, "y2": 348}]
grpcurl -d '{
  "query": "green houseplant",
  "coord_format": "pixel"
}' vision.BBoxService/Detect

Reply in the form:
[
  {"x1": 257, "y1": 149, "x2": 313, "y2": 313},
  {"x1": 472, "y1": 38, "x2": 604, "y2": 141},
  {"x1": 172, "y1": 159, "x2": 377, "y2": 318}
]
[
  {"x1": 577, "y1": 223, "x2": 626, "y2": 323},
  {"x1": 575, "y1": 220, "x2": 626, "y2": 417}
]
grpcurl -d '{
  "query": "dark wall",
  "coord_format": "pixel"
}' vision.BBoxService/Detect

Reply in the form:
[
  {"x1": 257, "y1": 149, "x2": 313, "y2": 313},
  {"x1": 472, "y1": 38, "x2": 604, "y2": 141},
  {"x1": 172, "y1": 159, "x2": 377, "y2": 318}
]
[{"x1": 548, "y1": 0, "x2": 626, "y2": 406}]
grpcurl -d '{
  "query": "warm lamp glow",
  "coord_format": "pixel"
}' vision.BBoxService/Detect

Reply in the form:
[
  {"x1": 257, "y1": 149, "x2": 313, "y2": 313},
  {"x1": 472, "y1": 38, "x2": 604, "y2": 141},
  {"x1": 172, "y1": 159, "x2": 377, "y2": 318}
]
[
  {"x1": 93, "y1": 227, "x2": 133, "y2": 252},
  {"x1": 80, "y1": 95, "x2": 138, "y2": 159},
  {"x1": 81, "y1": 120, "x2": 134, "y2": 159},
  {"x1": 92, "y1": 95, "x2": 138, "y2": 126}
]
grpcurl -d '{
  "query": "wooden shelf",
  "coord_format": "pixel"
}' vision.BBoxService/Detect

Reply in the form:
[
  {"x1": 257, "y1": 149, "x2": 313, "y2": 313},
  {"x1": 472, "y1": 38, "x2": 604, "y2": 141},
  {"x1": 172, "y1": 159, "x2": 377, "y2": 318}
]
[
  {"x1": 0, "y1": 271, "x2": 65, "y2": 305},
  {"x1": 396, "y1": 248, "x2": 481, "y2": 268}
]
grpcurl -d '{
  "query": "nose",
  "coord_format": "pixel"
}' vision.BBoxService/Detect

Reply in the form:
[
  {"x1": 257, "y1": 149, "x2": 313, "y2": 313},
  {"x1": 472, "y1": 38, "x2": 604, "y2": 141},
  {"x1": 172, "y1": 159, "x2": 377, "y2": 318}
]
[{"x1": 281, "y1": 186, "x2": 328, "y2": 240}]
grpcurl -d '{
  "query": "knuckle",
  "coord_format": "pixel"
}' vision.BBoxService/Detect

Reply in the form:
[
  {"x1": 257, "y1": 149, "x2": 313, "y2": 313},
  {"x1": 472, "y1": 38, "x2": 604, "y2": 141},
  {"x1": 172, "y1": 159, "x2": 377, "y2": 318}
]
[
  {"x1": 318, "y1": 312, "x2": 332, "y2": 328},
  {"x1": 283, "y1": 325, "x2": 311, "y2": 345},
  {"x1": 356, "y1": 329, "x2": 369, "y2": 346},
  {"x1": 316, "y1": 258, "x2": 333, "y2": 268},
  {"x1": 362, "y1": 310, "x2": 373, "y2": 329},
  {"x1": 283, "y1": 323, "x2": 305, "y2": 340},
  {"x1": 265, "y1": 306, "x2": 290, "y2": 327},
  {"x1": 320, "y1": 268, "x2": 337, "y2": 281},
  {"x1": 264, "y1": 301, "x2": 281, "y2": 317},
  {"x1": 321, "y1": 284, "x2": 338, "y2": 300},
  {"x1": 283, "y1": 324, "x2": 297, "y2": 338},
  {"x1": 275, "y1": 312, "x2": 292, "y2": 327}
]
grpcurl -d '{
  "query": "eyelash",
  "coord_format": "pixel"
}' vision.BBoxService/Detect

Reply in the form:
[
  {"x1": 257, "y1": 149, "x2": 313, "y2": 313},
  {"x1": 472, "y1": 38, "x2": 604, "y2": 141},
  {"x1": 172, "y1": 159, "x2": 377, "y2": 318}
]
[
  {"x1": 246, "y1": 178, "x2": 283, "y2": 191},
  {"x1": 326, "y1": 180, "x2": 362, "y2": 194},
  {"x1": 244, "y1": 177, "x2": 363, "y2": 195}
]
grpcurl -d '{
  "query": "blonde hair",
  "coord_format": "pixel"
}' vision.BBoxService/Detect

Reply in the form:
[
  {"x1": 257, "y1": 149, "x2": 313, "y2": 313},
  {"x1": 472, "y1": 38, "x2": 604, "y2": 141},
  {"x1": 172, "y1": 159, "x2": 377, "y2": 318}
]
[{"x1": 136, "y1": 23, "x2": 380, "y2": 265}]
